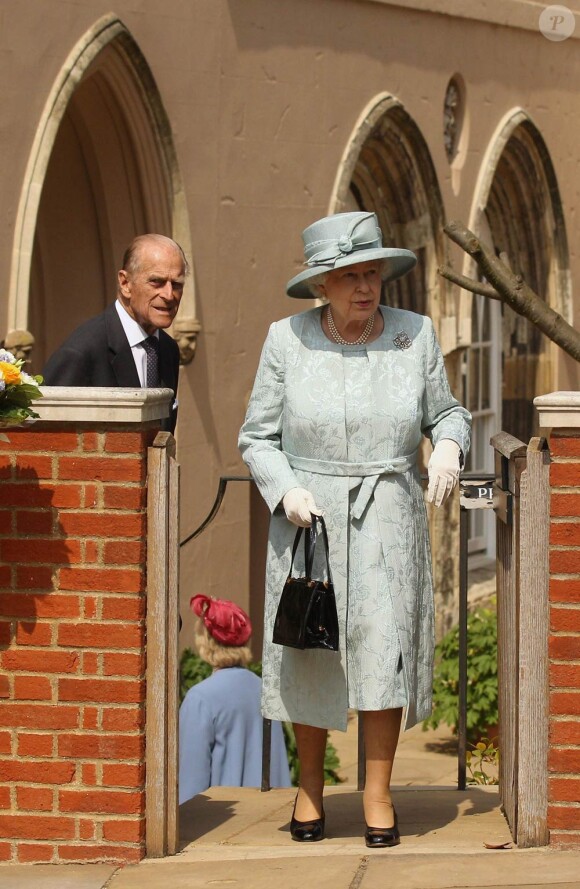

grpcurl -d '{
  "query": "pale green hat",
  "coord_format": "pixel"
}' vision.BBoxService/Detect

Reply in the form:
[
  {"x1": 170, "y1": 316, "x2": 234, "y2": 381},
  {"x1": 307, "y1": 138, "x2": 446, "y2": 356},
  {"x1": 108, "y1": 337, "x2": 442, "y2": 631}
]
[{"x1": 286, "y1": 211, "x2": 417, "y2": 299}]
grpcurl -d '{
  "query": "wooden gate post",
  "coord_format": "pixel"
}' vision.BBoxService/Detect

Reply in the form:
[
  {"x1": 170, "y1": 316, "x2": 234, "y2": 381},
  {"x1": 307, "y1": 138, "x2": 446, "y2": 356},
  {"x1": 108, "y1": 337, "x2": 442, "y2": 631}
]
[
  {"x1": 517, "y1": 437, "x2": 550, "y2": 847},
  {"x1": 491, "y1": 431, "x2": 527, "y2": 840},
  {"x1": 145, "y1": 433, "x2": 180, "y2": 858},
  {"x1": 491, "y1": 432, "x2": 551, "y2": 847}
]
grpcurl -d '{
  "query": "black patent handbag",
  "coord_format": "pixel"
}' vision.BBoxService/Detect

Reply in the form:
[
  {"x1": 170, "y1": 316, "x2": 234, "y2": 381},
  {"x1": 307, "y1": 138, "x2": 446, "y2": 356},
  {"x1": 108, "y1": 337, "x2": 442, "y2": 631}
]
[{"x1": 272, "y1": 514, "x2": 339, "y2": 651}]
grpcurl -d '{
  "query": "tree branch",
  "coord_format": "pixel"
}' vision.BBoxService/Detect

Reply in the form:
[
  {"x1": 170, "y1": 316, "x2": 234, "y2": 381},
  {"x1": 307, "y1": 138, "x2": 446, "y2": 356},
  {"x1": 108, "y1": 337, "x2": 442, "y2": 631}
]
[
  {"x1": 441, "y1": 220, "x2": 580, "y2": 362},
  {"x1": 438, "y1": 265, "x2": 501, "y2": 301}
]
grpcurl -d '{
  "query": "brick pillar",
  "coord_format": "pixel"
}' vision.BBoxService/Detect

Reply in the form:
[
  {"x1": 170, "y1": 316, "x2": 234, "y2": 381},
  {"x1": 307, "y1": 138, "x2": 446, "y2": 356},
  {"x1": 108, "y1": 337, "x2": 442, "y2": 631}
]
[
  {"x1": 535, "y1": 392, "x2": 580, "y2": 848},
  {"x1": 0, "y1": 388, "x2": 173, "y2": 865}
]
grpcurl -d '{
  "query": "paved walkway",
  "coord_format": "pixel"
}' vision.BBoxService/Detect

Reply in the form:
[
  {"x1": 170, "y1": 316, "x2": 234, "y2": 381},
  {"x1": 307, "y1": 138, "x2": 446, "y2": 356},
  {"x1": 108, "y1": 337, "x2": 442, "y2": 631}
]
[{"x1": 3, "y1": 722, "x2": 580, "y2": 889}]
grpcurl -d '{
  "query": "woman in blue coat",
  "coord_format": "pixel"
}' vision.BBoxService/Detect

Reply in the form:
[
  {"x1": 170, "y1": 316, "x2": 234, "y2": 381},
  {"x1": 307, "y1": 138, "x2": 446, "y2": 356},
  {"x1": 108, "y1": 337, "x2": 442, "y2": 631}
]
[
  {"x1": 239, "y1": 211, "x2": 471, "y2": 847},
  {"x1": 179, "y1": 595, "x2": 291, "y2": 804}
]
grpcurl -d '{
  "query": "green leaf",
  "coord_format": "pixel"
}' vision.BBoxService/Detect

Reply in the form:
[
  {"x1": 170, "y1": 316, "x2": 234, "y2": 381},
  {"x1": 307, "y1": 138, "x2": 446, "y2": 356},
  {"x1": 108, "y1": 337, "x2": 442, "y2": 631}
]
[{"x1": 424, "y1": 605, "x2": 498, "y2": 745}]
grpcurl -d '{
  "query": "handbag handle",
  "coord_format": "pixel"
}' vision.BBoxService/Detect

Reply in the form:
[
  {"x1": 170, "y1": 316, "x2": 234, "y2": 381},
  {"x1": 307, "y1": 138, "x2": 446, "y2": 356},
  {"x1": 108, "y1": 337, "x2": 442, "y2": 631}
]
[
  {"x1": 288, "y1": 520, "x2": 315, "y2": 578},
  {"x1": 288, "y1": 515, "x2": 333, "y2": 585}
]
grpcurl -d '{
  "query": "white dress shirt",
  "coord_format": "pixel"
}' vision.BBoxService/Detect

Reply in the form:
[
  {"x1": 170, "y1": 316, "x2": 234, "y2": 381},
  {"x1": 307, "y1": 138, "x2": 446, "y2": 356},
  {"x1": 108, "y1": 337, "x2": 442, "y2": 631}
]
[{"x1": 115, "y1": 300, "x2": 159, "y2": 387}]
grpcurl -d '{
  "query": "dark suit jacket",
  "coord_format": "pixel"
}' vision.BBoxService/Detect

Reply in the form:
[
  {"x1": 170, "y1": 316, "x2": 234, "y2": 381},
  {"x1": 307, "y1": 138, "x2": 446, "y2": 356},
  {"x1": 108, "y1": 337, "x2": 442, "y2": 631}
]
[{"x1": 43, "y1": 303, "x2": 180, "y2": 433}]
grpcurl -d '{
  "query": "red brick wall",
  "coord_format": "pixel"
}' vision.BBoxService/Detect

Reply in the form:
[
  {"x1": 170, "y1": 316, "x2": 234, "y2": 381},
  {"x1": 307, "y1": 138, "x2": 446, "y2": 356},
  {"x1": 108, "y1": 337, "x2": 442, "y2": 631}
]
[
  {"x1": 548, "y1": 430, "x2": 580, "y2": 847},
  {"x1": 0, "y1": 424, "x2": 156, "y2": 864}
]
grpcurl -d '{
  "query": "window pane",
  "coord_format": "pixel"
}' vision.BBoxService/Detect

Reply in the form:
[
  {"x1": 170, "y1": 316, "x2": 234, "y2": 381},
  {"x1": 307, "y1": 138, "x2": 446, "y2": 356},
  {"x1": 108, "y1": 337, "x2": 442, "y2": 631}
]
[
  {"x1": 471, "y1": 296, "x2": 479, "y2": 341},
  {"x1": 481, "y1": 296, "x2": 491, "y2": 341},
  {"x1": 469, "y1": 347, "x2": 480, "y2": 410},
  {"x1": 481, "y1": 346, "x2": 491, "y2": 410}
]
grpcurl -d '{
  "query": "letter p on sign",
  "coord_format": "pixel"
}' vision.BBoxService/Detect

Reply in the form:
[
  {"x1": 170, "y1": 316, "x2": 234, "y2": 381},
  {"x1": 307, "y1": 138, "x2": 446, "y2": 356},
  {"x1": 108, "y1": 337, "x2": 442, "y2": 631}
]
[{"x1": 539, "y1": 5, "x2": 576, "y2": 41}]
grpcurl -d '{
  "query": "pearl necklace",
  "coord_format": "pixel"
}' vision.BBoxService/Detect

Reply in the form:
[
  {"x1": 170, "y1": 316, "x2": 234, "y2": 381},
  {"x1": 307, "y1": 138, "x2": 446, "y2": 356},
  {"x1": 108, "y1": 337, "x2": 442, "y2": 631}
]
[{"x1": 326, "y1": 305, "x2": 375, "y2": 345}]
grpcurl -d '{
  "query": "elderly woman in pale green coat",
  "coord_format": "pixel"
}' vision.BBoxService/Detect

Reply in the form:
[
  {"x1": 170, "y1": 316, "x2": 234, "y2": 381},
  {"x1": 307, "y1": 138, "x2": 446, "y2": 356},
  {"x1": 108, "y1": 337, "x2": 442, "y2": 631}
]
[{"x1": 239, "y1": 211, "x2": 471, "y2": 848}]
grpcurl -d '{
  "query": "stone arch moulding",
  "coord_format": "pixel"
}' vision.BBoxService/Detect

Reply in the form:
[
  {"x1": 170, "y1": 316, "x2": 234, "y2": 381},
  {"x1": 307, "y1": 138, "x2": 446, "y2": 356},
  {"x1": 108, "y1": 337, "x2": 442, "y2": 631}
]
[
  {"x1": 459, "y1": 107, "x2": 572, "y2": 351},
  {"x1": 7, "y1": 13, "x2": 199, "y2": 362},
  {"x1": 329, "y1": 92, "x2": 400, "y2": 214},
  {"x1": 328, "y1": 92, "x2": 452, "y2": 348}
]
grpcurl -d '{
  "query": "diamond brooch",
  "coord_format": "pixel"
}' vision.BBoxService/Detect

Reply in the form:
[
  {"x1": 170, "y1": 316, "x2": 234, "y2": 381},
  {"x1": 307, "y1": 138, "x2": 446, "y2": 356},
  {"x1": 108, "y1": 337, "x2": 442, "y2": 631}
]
[{"x1": 393, "y1": 331, "x2": 412, "y2": 350}]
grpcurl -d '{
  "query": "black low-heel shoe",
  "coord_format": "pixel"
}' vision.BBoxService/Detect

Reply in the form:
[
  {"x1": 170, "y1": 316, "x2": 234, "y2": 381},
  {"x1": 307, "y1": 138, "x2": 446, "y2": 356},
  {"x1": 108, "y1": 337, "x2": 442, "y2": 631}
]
[
  {"x1": 364, "y1": 809, "x2": 400, "y2": 848},
  {"x1": 290, "y1": 800, "x2": 325, "y2": 842}
]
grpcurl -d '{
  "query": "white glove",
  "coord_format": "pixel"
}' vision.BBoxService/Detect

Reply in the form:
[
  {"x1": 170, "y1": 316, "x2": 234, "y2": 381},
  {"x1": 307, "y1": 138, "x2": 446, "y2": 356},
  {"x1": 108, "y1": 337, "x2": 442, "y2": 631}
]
[
  {"x1": 282, "y1": 487, "x2": 323, "y2": 527},
  {"x1": 427, "y1": 439, "x2": 462, "y2": 507}
]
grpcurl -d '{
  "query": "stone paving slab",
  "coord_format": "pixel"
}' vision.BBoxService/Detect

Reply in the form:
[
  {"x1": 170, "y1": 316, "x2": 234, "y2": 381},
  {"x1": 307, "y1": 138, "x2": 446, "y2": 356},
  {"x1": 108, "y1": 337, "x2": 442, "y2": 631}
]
[
  {"x1": 362, "y1": 851, "x2": 580, "y2": 888},
  {"x1": 106, "y1": 848, "x2": 580, "y2": 889},
  {"x1": 5, "y1": 853, "x2": 580, "y2": 889},
  {"x1": 176, "y1": 786, "x2": 512, "y2": 856},
  {"x1": 0, "y1": 863, "x2": 117, "y2": 889},
  {"x1": 108, "y1": 855, "x2": 363, "y2": 889}
]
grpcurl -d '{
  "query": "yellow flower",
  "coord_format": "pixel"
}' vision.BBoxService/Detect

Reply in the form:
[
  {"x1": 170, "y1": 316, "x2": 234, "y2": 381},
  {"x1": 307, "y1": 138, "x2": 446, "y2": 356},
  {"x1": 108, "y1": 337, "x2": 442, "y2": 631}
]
[{"x1": 0, "y1": 361, "x2": 21, "y2": 384}]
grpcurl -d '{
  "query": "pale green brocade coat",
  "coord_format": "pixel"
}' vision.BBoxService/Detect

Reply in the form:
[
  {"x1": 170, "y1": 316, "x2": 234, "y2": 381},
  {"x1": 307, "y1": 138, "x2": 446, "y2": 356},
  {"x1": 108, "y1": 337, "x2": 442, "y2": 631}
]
[{"x1": 239, "y1": 305, "x2": 471, "y2": 732}]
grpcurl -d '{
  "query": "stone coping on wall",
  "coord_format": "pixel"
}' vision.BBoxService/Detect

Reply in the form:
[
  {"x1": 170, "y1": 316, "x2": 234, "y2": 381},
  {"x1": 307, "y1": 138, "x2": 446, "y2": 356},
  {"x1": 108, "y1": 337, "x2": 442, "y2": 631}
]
[
  {"x1": 34, "y1": 386, "x2": 174, "y2": 424},
  {"x1": 363, "y1": 0, "x2": 580, "y2": 39},
  {"x1": 534, "y1": 391, "x2": 580, "y2": 429}
]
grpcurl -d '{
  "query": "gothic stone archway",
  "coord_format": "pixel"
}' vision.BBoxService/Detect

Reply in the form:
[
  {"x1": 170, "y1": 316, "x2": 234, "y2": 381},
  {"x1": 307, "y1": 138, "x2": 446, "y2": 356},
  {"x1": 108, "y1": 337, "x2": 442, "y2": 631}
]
[{"x1": 9, "y1": 14, "x2": 197, "y2": 372}]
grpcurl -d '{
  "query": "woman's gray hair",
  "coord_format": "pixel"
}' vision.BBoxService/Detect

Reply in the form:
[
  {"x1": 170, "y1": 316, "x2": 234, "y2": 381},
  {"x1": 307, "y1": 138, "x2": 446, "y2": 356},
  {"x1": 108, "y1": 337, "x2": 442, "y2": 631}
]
[
  {"x1": 306, "y1": 258, "x2": 390, "y2": 299},
  {"x1": 307, "y1": 272, "x2": 328, "y2": 300}
]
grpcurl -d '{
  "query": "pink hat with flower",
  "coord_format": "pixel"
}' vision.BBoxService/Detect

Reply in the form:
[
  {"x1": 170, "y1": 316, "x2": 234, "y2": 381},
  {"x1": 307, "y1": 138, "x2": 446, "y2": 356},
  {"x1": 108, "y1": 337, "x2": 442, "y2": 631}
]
[{"x1": 190, "y1": 594, "x2": 252, "y2": 647}]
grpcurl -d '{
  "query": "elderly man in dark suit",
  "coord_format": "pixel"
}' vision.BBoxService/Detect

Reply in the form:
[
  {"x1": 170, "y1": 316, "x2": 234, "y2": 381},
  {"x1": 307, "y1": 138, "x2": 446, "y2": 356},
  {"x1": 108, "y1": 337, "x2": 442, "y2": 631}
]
[{"x1": 43, "y1": 233, "x2": 187, "y2": 433}]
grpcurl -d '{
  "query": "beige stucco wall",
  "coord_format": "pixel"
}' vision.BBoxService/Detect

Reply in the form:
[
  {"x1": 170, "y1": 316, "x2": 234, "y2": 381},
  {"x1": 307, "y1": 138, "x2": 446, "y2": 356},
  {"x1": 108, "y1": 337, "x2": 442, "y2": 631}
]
[{"x1": 1, "y1": 0, "x2": 579, "y2": 652}]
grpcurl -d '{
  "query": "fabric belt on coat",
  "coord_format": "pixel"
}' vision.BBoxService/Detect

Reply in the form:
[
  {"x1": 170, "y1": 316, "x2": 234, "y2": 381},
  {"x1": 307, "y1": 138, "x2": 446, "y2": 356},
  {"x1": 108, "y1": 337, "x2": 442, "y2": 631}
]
[{"x1": 283, "y1": 451, "x2": 418, "y2": 520}]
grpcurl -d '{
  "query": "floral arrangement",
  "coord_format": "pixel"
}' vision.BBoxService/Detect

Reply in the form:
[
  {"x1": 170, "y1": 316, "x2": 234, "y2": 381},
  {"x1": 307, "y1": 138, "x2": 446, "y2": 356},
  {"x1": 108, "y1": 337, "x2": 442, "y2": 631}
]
[{"x1": 0, "y1": 349, "x2": 43, "y2": 426}]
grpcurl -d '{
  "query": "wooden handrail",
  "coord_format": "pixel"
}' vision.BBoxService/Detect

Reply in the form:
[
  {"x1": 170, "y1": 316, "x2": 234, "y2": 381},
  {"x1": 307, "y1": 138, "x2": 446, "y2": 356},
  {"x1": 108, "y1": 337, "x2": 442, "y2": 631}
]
[{"x1": 490, "y1": 431, "x2": 527, "y2": 460}]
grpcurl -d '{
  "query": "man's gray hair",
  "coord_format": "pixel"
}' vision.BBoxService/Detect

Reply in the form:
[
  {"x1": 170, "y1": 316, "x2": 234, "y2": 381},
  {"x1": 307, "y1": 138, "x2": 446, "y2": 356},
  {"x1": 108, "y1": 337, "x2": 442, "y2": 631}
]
[{"x1": 121, "y1": 233, "x2": 190, "y2": 278}]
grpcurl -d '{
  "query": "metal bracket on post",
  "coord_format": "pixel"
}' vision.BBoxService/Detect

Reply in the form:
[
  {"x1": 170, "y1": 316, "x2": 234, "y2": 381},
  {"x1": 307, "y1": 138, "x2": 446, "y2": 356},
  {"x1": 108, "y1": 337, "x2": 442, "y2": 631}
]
[
  {"x1": 180, "y1": 475, "x2": 253, "y2": 547},
  {"x1": 458, "y1": 502, "x2": 468, "y2": 791},
  {"x1": 493, "y1": 488, "x2": 513, "y2": 526},
  {"x1": 457, "y1": 477, "x2": 495, "y2": 791},
  {"x1": 357, "y1": 718, "x2": 366, "y2": 791},
  {"x1": 261, "y1": 719, "x2": 272, "y2": 792}
]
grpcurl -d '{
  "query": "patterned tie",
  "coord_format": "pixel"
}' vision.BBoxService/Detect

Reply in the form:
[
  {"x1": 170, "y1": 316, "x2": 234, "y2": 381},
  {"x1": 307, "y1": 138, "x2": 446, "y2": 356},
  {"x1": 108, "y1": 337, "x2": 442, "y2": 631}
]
[{"x1": 142, "y1": 336, "x2": 160, "y2": 387}]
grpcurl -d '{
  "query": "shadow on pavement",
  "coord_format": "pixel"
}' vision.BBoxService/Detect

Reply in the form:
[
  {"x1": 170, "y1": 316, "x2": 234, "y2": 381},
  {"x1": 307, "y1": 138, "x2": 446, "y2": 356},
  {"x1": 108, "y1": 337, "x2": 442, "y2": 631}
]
[
  {"x1": 179, "y1": 794, "x2": 238, "y2": 845},
  {"x1": 178, "y1": 785, "x2": 506, "y2": 848}
]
